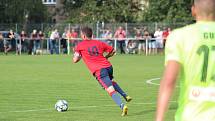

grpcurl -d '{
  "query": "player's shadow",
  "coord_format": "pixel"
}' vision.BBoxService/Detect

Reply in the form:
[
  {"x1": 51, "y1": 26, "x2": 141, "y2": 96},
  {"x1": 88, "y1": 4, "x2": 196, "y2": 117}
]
[
  {"x1": 131, "y1": 109, "x2": 156, "y2": 116},
  {"x1": 130, "y1": 105, "x2": 177, "y2": 116}
]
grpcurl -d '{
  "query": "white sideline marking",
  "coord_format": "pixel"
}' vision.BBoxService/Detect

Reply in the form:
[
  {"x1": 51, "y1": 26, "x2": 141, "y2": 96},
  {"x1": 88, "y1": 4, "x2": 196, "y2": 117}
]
[
  {"x1": 0, "y1": 101, "x2": 177, "y2": 114},
  {"x1": 146, "y1": 78, "x2": 161, "y2": 86},
  {"x1": 146, "y1": 77, "x2": 179, "y2": 88}
]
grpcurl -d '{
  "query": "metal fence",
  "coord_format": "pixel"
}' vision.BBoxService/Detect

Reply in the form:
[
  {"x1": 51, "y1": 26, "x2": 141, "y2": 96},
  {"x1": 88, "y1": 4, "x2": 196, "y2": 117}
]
[
  {"x1": 0, "y1": 22, "x2": 189, "y2": 55},
  {"x1": 0, "y1": 22, "x2": 189, "y2": 37}
]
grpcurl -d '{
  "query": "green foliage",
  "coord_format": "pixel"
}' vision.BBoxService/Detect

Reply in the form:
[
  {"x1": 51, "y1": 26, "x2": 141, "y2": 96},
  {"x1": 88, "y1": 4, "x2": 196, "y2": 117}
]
[
  {"x1": 143, "y1": 0, "x2": 193, "y2": 23},
  {"x1": 65, "y1": 0, "x2": 193, "y2": 23},
  {"x1": 0, "y1": 0, "x2": 49, "y2": 23},
  {"x1": 64, "y1": 0, "x2": 139, "y2": 23}
]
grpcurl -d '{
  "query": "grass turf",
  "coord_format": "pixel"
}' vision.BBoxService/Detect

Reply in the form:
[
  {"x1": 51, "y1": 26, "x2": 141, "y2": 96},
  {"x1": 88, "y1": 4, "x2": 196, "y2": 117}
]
[{"x1": 0, "y1": 55, "x2": 178, "y2": 121}]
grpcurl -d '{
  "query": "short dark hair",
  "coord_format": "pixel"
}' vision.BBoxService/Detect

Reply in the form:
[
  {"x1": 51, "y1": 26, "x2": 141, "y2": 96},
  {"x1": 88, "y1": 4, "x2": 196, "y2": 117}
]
[{"x1": 81, "y1": 27, "x2": 93, "y2": 38}]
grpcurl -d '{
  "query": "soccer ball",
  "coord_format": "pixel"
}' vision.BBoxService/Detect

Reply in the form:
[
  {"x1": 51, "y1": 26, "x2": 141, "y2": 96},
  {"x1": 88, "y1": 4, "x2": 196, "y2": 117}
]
[
  {"x1": 55, "y1": 100, "x2": 68, "y2": 112},
  {"x1": 74, "y1": 52, "x2": 81, "y2": 58}
]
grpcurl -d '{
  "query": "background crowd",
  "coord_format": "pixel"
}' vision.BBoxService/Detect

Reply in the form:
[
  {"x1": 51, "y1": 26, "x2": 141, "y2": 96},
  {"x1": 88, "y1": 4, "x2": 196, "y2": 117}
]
[{"x1": 0, "y1": 26, "x2": 171, "y2": 55}]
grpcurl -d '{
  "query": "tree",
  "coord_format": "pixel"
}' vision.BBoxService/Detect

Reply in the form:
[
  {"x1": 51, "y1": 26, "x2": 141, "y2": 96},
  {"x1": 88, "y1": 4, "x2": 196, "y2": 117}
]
[
  {"x1": 64, "y1": 0, "x2": 140, "y2": 23},
  {"x1": 142, "y1": 0, "x2": 193, "y2": 23},
  {"x1": 0, "y1": 0, "x2": 49, "y2": 23}
]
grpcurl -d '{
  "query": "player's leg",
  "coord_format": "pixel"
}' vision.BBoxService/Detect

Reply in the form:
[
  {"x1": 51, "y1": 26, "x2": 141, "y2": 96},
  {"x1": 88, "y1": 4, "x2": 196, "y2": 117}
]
[
  {"x1": 95, "y1": 68, "x2": 128, "y2": 116},
  {"x1": 112, "y1": 81, "x2": 132, "y2": 102},
  {"x1": 107, "y1": 66, "x2": 132, "y2": 102}
]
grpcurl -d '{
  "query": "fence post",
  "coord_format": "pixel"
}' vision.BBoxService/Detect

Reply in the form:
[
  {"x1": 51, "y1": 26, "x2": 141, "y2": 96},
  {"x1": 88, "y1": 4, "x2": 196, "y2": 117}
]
[
  {"x1": 125, "y1": 23, "x2": 128, "y2": 36},
  {"x1": 58, "y1": 38, "x2": 61, "y2": 54},
  {"x1": 96, "y1": 21, "x2": 99, "y2": 38},
  {"x1": 15, "y1": 23, "x2": 19, "y2": 55},
  {"x1": 114, "y1": 39, "x2": 117, "y2": 51},
  {"x1": 145, "y1": 38, "x2": 148, "y2": 56},
  {"x1": 67, "y1": 23, "x2": 71, "y2": 55}
]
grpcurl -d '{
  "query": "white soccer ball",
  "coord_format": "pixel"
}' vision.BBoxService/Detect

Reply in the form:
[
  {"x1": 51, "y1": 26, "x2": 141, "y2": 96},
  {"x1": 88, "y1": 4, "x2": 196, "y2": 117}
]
[
  {"x1": 55, "y1": 100, "x2": 68, "y2": 112},
  {"x1": 74, "y1": 52, "x2": 81, "y2": 58}
]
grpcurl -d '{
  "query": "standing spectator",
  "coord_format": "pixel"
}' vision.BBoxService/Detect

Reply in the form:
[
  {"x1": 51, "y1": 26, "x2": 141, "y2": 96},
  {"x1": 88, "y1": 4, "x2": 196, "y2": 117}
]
[
  {"x1": 104, "y1": 29, "x2": 113, "y2": 46},
  {"x1": 61, "y1": 29, "x2": 68, "y2": 54},
  {"x1": 149, "y1": 33, "x2": 157, "y2": 55},
  {"x1": 114, "y1": 26, "x2": 126, "y2": 54},
  {"x1": 70, "y1": 29, "x2": 78, "y2": 52},
  {"x1": 100, "y1": 30, "x2": 106, "y2": 43},
  {"x1": 50, "y1": 29, "x2": 60, "y2": 54},
  {"x1": 143, "y1": 30, "x2": 152, "y2": 54},
  {"x1": 38, "y1": 30, "x2": 44, "y2": 53},
  {"x1": 29, "y1": 29, "x2": 38, "y2": 55},
  {"x1": 20, "y1": 30, "x2": 28, "y2": 53},
  {"x1": 162, "y1": 27, "x2": 171, "y2": 48},
  {"x1": 4, "y1": 30, "x2": 15, "y2": 55},
  {"x1": 154, "y1": 28, "x2": 163, "y2": 53},
  {"x1": 135, "y1": 29, "x2": 144, "y2": 54}
]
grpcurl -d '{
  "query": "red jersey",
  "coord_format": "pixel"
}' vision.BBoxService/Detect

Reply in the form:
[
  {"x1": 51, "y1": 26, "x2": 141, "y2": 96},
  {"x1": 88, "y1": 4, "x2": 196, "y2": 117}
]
[
  {"x1": 162, "y1": 31, "x2": 169, "y2": 39},
  {"x1": 75, "y1": 40, "x2": 114, "y2": 74}
]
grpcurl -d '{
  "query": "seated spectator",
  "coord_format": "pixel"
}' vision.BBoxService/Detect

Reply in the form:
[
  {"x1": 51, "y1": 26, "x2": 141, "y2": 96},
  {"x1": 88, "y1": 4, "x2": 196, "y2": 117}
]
[{"x1": 127, "y1": 40, "x2": 138, "y2": 54}]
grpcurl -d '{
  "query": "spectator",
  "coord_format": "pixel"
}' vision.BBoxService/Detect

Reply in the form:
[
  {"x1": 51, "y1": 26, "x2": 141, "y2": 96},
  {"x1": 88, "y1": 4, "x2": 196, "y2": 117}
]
[
  {"x1": 149, "y1": 33, "x2": 157, "y2": 55},
  {"x1": 38, "y1": 30, "x2": 44, "y2": 53},
  {"x1": 162, "y1": 27, "x2": 171, "y2": 48},
  {"x1": 154, "y1": 28, "x2": 163, "y2": 53},
  {"x1": 104, "y1": 29, "x2": 113, "y2": 46},
  {"x1": 114, "y1": 26, "x2": 126, "y2": 54},
  {"x1": 135, "y1": 29, "x2": 144, "y2": 54},
  {"x1": 4, "y1": 30, "x2": 14, "y2": 55},
  {"x1": 50, "y1": 29, "x2": 60, "y2": 54},
  {"x1": 70, "y1": 29, "x2": 78, "y2": 52},
  {"x1": 61, "y1": 29, "x2": 68, "y2": 54},
  {"x1": 20, "y1": 30, "x2": 28, "y2": 53},
  {"x1": 0, "y1": 33, "x2": 3, "y2": 51},
  {"x1": 100, "y1": 29, "x2": 106, "y2": 43},
  {"x1": 143, "y1": 30, "x2": 152, "y2": 54},
  {"x1": 127, "y1": 40, "x2": 138, "y2": 54},
  {"x1": 29, "y1": 29, "x2": 38, "y2": 55}
]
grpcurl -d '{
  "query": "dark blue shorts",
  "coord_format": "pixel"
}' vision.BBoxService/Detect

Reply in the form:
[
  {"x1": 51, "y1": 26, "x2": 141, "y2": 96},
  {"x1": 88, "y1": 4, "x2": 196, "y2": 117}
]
[{"x1": 94, "y1": 66, "x2": 114, "y2": 89}]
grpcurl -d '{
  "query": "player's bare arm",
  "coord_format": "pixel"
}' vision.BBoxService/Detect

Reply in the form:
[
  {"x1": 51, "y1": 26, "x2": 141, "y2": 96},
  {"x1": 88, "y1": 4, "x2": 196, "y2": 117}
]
[
  {"x1": 155, "y1": 60, "x2": 180, "y2": 121},
  {"x1": 73, "y1": 52, "x2": 81, "y2": 63},
  {"x1": 105, "y1": 49, "x2": 116, "y2": 59}
]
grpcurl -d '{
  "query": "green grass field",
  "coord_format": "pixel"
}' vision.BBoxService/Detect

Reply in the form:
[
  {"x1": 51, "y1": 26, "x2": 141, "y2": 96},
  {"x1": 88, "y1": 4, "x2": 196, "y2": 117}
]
[{"x1": 0, "y1": 55, "x2": 179, "y2": 121}]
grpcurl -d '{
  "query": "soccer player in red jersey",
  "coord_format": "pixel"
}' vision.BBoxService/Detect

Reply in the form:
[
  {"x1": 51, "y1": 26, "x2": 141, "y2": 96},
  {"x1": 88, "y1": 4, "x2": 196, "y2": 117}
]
[{"x1": 73, "y1": 27, "x2": 132, "y2": 116}]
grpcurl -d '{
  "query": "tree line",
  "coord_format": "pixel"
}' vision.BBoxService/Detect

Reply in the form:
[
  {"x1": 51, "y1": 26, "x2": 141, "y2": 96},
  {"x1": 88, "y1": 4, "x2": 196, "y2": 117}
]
[{"x1": 0, "y1": 0, "x2": 194, "y2": 24}]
